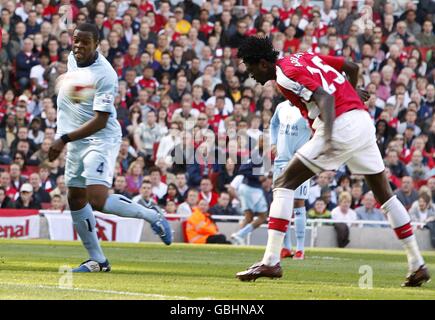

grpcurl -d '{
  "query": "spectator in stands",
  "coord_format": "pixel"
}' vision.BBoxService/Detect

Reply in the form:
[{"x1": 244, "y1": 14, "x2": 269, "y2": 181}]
[
  {"x1": 29, "y1": 137, "x2": 51, "y2": 165},
  {"x1": 132, "y1": 180, "x2": 158, "y2": 207},
  {"x1": 395, "y1": 176, "x2": 419, "y2": 210},
  {"x1": 156, "y1": 122, "x2": 182, "y2": 167},
  {"x1": 332, "y1": 7, "x2": 353, "y2": 36},
  {"x1": 159, "y1": 183, "x2": 184, "y2": 207},
  {"x1": 117, "y1": 138, "x2": 136, "y2": 174},
  {"x1": 125, "y1": 161, "x2": 143, "y2": 196},
  {"x1": 13, "y1": 183, "x2": 41, "y2": 209},
  {"x1": 406, "y1": 150, "x2": 431, "y2": 181},
  {"x1": 0, "y1": 139, "x2": 11, "y2": 165},
  {"x1": 198, "y1": 177, "x2": 219, "y2": 207},
  {"x1": 320, "y1": 186, "x2": 337, "y2": 211},
  {"x1": 0, "y1": 113, "x2": 17, "y2": 149},
  {"x1": 28, "y1": 117, "x2": 44, "y2": 146},
  {"x1": 49, "y1": 194, "x2": 64, "y2": 211},
  {"x1": 216, "y1": 157, "x2": 237, "y2": 193},
  {"x1": 15, "y1": 37, "x2": 39, "y2": 92},
  {"x1": 177, "y1": 188, "x2": 199, "y2": 216},
  {"x1": 113, "y1": 175, "x2": 132, "y2": 199},
  {"x1": 331, "y1": 192, "x2": 358, "y2": 248},
  {"x1": 49, "y1": 175, "x2": 67, "y2": 207},
  {"x1": 28, "y1": 172, "x2": 50, "y2": 204},
  {"x1": 386, "y1": 20, "x2": 419, "y2": 47},
  {"x1": 308, "y1": 171, "x2": 337, "y2": 208},
  {"x1": 385, "y1": 149, "x2": 409, "y2": 178},
  {"x1": 308, "y1": 198, "x2": 331, "y2": 219},
  {"x1": 209, "y1": 191, "x2": 239, "y2": 217},
  {"x1": 9, "y1": 163, "x2": 26, "y2": 193},
  {"x1": 409, "y1": 192, "x2": 435, "y2": 224},
  {"x1": 149, "y1": 166, "x2": 168, "y2": 200},
  {"x1": 171, "y1": 93, "x2": 199, "y2": 130},
  {"x1": 175, "y1": 172, "x2": 189, "y2": 199},
  {"x1": 0, "y1": 171, "x2": 16, "y2": 199},
  {"x1": 417, "y1": 20, "x2": 435, "y2": 47},
  {"x1": 185, "y1": 199, "x2": 231, "y2": 244},
  {"x1": 0, "y1": 186, "x2": 12, "y2": 208},
  {"x1": 331, "y1": 192, "x2": 358, "y2": 226},
  {"x1": 355, "y1": 191, "x2": 386, "y2": 228},
  {"x1": 134, "y1": 110, "x2": 164, "y2": 161}
]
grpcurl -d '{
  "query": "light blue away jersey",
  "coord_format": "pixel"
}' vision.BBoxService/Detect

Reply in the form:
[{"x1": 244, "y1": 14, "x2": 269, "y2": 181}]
[
  {"x1": 56, "y1": 51, "x2": 121, "y2": 141},
  {"x1": 270, "y1": 101, "x2": 311, "y2": 167}
]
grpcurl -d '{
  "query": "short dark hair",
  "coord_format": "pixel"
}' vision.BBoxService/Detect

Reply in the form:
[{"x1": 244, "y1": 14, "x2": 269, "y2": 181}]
[
  {"x1": 75, "y1": 22, "x2": 99, "y2": 43},
  {"x1": 149, "y1": 166, "x2": 161, "y2": 175},
  {"x1": 237, "y1": 36, "x2": 279, "y2": 65}
]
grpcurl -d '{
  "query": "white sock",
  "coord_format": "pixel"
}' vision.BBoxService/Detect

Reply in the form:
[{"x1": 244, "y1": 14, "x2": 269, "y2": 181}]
[
  {"x1": 382, "y1": 195, "x2": 424, "y2": 272},
  {"x1": 262, "y1": 188, "x2": 294, "y2": 266},
  {"x1": 402, "y1": 236, "x2": 425, "y2": 272},
  {"x1": 262, "y1": 230, "x2": 286, "y2": 265}
]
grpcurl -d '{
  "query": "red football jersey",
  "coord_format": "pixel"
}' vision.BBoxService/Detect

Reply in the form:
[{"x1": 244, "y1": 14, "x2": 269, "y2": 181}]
[
  {"x1": 138, "y1": 77, "x2": 159, "y2": 92},
  {"x1": 275, "y1": 52, "x2": 367, "y2": 123}
]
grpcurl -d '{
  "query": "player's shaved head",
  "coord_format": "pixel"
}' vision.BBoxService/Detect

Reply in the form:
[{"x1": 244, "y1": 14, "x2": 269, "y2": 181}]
[
  {"x1": 75, "y1": 22, "x2": 99, "y2": 43},
  {"x1": 73, "y1": 23, "x2": 99, "y2": 65}
]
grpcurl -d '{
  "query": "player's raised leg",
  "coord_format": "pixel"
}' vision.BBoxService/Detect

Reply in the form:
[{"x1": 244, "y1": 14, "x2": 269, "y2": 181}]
[
  {"x1": 68, "y1": 187, "x2": 111, "y2": 273},
  {"x1": 87, "y1": 184, "x2": 172, "y2": 245},
  {"x1": 365, "y1": 172, "x2": 430, "y2": 287},
  {"x1": 236, "y1": 158, "x2": 314, "y2": 281}
]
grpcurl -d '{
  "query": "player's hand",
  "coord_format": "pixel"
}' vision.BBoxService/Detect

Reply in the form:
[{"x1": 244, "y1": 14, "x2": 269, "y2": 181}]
[
  {"x1": 271, "y1": 145, "x2": 277, "y2": 158},
  {"x1": 315, "y1": 139, "x2": 339, "y2": 160},
  {"x1": 48, "y1": 139, "x2": 65, "y2": 162},
  {"x1": 356, "y1": 88, "x2": 370, "y2": 102}
]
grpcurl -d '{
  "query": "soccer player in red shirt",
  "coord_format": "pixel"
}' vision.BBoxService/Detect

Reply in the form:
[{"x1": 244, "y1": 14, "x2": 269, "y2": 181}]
[{"x1": 235, "y1": 36, "x2": 430, "y2": 287}]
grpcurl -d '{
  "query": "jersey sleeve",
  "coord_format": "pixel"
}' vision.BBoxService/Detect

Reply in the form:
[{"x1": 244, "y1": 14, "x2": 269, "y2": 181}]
[
  {"x1": 276, "y1": 65, "x2": 320, "y2": 102},
  {"x1": 93, "y1": 71, "x2": 117, "y2": 113},
  {"x1": 318, "y1": 55, "x2": 345, "y2": 72}
]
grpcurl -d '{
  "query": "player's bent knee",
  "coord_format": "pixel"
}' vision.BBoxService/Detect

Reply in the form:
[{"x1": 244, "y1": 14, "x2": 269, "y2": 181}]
[
  {"x1": 68, "y1": 197, "x2": 88, "y2": 211},
  {"x1": 88, "y1": 197, "x2": 106, "y2": 212}
]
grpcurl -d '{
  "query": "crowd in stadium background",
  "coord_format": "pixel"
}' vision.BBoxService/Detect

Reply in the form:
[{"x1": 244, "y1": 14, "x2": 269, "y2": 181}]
[{"x1": 0, "y1": 0, "x2": 434, "y2": 230}]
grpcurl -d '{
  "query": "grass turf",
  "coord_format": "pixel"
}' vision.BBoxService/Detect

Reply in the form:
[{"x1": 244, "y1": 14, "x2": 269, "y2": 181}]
[{"x1": 0, "y1": 239, "x2": 434, "y2": 300}]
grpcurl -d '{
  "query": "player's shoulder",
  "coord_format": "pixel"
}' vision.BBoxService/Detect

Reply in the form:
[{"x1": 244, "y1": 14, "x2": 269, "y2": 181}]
[
  {"x1": 94, "y1": 53, "x2": 118, "y2": 81},
  {"x1": 276, "y1": 100, "x2": 292, "y2": 110},
  {"x1": 67, "y1": 51, "x2": 77, "y2": 69},
  {"x1": 277, "y1": 51, "x2": 314, "y2": 71}
]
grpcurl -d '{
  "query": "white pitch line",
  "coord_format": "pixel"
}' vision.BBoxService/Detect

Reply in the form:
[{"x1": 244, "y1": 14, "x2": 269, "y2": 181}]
[{"x1": 2, "y1": 282, "x2": 214, "y2": 300}]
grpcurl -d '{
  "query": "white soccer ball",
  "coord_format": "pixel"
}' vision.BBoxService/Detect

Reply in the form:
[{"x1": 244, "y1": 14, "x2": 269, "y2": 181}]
[{"x1": 57, "y1": 69, "x2": 96, "y2": 104}]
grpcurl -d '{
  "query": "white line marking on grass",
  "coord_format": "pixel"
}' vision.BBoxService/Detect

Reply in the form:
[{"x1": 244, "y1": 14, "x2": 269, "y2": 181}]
[{"x1": 2, "y1": 282, "x2": 214, "y2": 300}]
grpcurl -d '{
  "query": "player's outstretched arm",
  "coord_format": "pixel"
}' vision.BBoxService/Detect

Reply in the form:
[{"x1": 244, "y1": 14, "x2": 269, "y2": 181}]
[
  {"x1": 341, "y1": 61, "x2": 369, "y2": 102},
  {"x1": 48, "y1": 111, "x2": 110, "y2": 161},
  {"x1": 312, "y1": 87, "x2": 335, "y2": 154}
]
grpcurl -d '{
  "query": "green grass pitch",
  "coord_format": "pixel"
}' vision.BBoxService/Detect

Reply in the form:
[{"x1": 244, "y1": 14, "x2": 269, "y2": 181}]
[{"x1": 0, "y1": 239, "x2": 434, "y2": 300}]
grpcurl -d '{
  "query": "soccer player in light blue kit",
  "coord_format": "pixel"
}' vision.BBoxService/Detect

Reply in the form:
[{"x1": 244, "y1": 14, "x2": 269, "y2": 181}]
[
  {"x1": 49, "y1": 24, "x2": 172, "y2": 272},
  {"x1": 270, "y1": 100, "x2": 311, "y2": 260}
]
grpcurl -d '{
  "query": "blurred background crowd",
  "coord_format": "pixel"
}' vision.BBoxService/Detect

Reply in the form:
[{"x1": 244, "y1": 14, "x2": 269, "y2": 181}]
[{"x1": 0, "y1": 0, "x2": 434, "y2": 227}]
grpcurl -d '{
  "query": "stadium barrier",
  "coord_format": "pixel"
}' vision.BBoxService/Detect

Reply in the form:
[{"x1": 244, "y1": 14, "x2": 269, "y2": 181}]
[{"x1": 0, "y1": 210, "x2": 433, "y2": 250}]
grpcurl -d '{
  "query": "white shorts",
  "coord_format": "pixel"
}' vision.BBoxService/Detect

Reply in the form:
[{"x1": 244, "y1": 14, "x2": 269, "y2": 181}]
[
  {"x1": 273, "y1": 164, "x2": 310, "y2": 200},
  {"x1": 238, "y1": 183, "x2": 268, "y2": 214},
  {"x1": 65, "y1": 138, "x2": 121, "y2": 188},
  {"x1": 296, "y1": 110, "x2": 385, "y2": 175}
]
